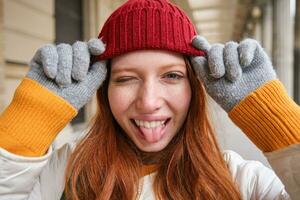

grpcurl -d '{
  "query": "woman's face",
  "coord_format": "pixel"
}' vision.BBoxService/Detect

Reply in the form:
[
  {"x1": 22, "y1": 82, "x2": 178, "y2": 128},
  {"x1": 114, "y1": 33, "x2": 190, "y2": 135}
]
[{"x1": 108, "y1": 50, "x2": 191, "y2": 152}]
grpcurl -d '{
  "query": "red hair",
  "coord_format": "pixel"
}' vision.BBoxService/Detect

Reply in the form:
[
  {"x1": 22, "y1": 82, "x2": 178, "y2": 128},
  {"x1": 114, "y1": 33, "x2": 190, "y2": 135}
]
[{"x1": 65, "y1": 57, "x2": 241, "y2": 199}]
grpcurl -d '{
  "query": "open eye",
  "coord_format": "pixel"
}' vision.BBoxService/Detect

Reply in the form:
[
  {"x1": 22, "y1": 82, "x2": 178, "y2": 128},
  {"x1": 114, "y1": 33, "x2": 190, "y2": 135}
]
[{"x1": 163, "y1": 72, "x2": 184, "y2": 81}]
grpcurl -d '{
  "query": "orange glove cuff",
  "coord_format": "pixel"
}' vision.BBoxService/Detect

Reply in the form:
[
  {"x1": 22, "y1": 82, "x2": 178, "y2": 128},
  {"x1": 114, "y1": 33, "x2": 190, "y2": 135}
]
[
  {"x1": 0, "y1": 78, "x2": 77, "y2": 156},
  {"x1": 229, "y1": 80, "x2": 300, "y2": 152}
]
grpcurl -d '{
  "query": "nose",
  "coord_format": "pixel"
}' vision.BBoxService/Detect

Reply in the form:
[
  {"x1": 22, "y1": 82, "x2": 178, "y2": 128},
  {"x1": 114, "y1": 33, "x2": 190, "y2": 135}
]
[{"x1": 135, "y1": 80, "x2": 162, "y2": 113}]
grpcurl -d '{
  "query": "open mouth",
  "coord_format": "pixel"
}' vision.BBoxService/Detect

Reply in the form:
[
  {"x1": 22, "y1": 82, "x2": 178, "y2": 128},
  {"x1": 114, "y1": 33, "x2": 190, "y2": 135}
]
[
  {"x1": 130, "y1": 118, "x2": 171, "y2": 142},
  {"x1": 130, "y1": 118, "x2": 171, "y2": 128}
]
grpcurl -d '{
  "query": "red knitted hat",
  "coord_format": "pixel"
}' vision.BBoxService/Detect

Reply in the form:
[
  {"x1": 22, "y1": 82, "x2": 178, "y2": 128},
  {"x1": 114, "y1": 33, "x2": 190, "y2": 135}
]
[{"x1": 97, "y1": 0, "x2": 205, "y2": 60}]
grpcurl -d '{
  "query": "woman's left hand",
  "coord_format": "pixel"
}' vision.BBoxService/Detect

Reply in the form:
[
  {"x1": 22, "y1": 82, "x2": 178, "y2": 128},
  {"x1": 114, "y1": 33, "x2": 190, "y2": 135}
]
[{"x1": 190, "y1": 36, "x2": 277, "y2": 112}]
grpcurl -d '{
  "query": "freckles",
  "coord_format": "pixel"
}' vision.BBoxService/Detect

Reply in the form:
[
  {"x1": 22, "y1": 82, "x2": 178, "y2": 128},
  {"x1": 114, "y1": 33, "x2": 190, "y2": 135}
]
[
  {"x1": 109, "y1": 87, "x2": 137, "y2": 112},
  {"x1": 166, "y1": 83, "x2": 191, "y2": 104},
  {"x1": 164, "y1": 84, "x2": 191, "y2": 115}
]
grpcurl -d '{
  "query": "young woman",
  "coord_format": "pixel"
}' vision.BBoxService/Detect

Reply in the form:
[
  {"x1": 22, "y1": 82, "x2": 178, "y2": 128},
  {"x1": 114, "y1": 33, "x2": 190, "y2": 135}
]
[{"x1": 0, "y1": 0, "x2": 300, "y2": 199}]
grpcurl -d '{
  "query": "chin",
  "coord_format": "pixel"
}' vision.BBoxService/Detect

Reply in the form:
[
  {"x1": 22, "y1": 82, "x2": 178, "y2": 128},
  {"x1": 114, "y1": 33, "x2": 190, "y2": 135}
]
[{"x1": 135, "y1": 140, "x2": 170, "y2": 152}]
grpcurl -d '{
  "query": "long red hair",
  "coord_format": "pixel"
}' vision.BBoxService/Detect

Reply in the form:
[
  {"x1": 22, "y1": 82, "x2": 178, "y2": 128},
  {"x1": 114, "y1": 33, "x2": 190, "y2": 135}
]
[{"x1": 65, "y1": 57, "x2": 241, "y2": 199}]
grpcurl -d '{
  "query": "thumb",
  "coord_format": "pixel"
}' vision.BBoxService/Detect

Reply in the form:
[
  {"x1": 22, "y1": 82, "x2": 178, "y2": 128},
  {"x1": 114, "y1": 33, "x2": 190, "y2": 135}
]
[
  {"x1": 85, "y1": 61, "x2": 108, "y2": 89},
  {"x1": 88, "y1": 38, "x2": 106, "y2": 56},
  {"x1": 190, "y1": 56, "x2": 209, "y2": 83},
  {"x1": 192, "y1": 36, "x2": 211, "y2": 52}
]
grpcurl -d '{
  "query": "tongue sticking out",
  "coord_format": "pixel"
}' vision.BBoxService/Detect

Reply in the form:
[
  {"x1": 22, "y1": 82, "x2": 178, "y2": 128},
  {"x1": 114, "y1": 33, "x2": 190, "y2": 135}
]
[{"x1": 139, "y1": 125, "x2": 165, "y2": 143}]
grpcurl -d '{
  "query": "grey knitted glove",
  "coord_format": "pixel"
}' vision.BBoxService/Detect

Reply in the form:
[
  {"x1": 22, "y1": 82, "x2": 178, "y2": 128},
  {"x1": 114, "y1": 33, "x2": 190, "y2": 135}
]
[
  {"x1": 191, "y1": 36, "x2": 277, "y2": 112},
  {"x1": 26, "y1": 38, "x2": 107, "y2": 110}
]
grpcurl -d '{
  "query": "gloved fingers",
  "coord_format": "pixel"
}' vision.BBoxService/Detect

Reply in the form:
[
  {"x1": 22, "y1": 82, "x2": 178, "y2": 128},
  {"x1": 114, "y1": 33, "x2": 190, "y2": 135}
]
[
  {"x1": 191, "y1": 35, "x2": 211, "y2": 52},
  {"x1": 190, "y1": 56, "x2": 209, "y2": 82},
  {"x1": 72, "y1": 41, "x2": 89, "y2": 81},
  {"x1": 37, "y1": 44, "x2": 58, "y2": 79},
  {"x1": 88, "y1": 38, "x2": 106, "y2": 56},
  {"x1": 56, "y1": 44, "x2": 73, "y2": 87},
  {"x1": 224, "y1": 41, "x2": 242, "y2": 82},
  {"x1": 27, "y1": 59, "x2": 44, "y2": 78},
  {"x1": 85, "y1": 61, "x2": 108, "y2": 89},
  {"x1": 238, "y1": 38, "x2": 258, "y2": 68},
  {"x1": 31, "y1": 47, "x2": 42, "y2": 65},
  {"x1": 208, "y1": 44, "x2": 225, "y2": 79}
]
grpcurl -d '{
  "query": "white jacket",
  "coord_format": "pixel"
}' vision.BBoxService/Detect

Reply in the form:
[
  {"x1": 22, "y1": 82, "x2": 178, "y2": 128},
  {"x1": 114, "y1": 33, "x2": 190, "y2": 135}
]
[{"x1": 0, "y1": 139, "x2": 296, "y2": 200}]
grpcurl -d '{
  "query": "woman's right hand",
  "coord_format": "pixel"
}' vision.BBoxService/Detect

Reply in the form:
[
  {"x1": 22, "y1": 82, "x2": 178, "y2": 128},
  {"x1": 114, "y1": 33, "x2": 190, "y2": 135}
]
[{"x1": 26, "y1": 38, "x2": 107, "y2": 110}]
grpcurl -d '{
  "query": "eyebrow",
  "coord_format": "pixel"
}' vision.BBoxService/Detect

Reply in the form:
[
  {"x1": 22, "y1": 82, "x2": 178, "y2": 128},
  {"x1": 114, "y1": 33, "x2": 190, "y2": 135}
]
[{"x1": 111, "y1": 63, "x2": 186, "y2": 74}]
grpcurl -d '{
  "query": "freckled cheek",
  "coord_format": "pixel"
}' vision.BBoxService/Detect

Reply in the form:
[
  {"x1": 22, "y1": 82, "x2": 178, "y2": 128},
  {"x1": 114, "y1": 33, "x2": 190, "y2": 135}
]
[
  {"x1": 108, "y1": 86, "x2": 138, "y2": 115},
  {"x1": 163, "y1": 82, "x2": 191, "y2": 111}
]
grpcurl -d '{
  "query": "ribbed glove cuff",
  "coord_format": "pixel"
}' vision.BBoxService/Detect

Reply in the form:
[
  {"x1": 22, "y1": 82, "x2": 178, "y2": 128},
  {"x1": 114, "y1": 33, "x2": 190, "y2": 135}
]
[
  {"x1": 0, "y1": 78, "x2": 77, "y2": 156},
  {"x1": 229, "y1": 80, "x2": 300, "y2": 152}
]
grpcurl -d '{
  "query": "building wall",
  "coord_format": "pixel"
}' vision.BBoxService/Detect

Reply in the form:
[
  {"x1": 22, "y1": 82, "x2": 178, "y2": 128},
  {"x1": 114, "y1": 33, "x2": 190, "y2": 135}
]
[
  {"x1": 2, "y1": 0, "x2": 55, "y2": 107},
  {"x1": 0, "y1": 0, "x2": 5, "y2": 112}
]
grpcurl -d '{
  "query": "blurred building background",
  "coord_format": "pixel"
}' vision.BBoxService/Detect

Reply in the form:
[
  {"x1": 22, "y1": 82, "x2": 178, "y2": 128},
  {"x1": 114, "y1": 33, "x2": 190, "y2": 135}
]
[{"x1": 0, "y1": 0, "x2": 298, "y2": 167}]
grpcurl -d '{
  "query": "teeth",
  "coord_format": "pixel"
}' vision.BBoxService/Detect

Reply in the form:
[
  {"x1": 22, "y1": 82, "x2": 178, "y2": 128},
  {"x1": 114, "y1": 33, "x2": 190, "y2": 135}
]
[
  {"x1": 145, "y1": 121, "x2": 150, "y2": 128},
  {"x1": 134, "y1": 120, "x2": 166, "y2": 129}
]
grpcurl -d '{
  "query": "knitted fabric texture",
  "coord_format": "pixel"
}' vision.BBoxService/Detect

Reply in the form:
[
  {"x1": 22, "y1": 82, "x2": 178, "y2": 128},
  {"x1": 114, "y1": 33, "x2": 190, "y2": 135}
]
[{"x1": 97, "y1": 0, "x2": 205, "y2": 60}]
